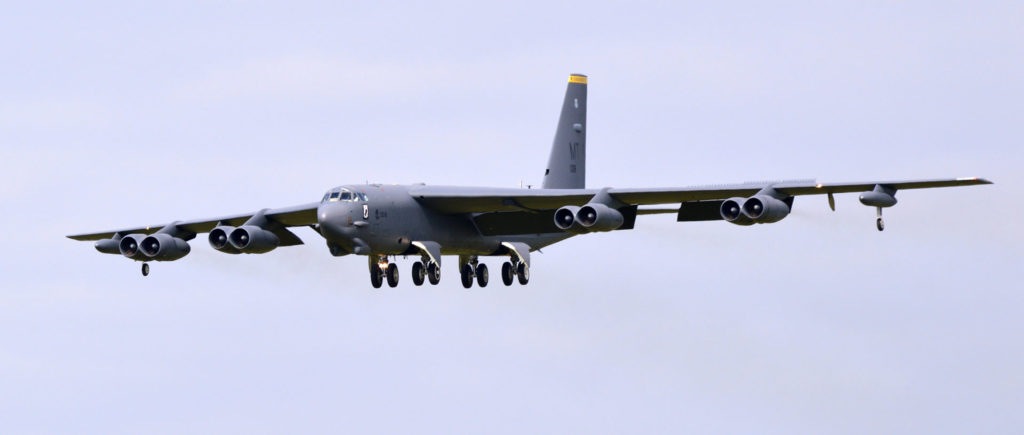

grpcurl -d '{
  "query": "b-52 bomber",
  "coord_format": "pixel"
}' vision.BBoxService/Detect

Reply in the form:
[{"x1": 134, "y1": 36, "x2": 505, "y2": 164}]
[{"x1": 69, "y1": 74, "x2": 991, "y2": 288}]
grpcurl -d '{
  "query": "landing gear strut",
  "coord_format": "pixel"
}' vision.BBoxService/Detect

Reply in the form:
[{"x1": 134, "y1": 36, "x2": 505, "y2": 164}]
[
  {"x1": 141, "y1": 263, "x2": 150, "y2": 277},
  {"x1": 876, "y1": 206, "x2": 885, "y2": 232}
]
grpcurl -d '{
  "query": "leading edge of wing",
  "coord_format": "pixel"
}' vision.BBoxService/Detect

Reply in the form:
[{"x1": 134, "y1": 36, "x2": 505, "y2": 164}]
[{"x1": 66, "y1": 202, "x2": 320, "y2": 241}]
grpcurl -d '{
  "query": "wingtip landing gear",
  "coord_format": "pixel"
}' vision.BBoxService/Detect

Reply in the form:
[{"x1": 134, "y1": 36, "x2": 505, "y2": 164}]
[
  {"x1": 141, "y1": 263, "x2": 150, "y2": 277},
  {"x1": 876, "y1": 206, "x2": 885, "y2": 232}
]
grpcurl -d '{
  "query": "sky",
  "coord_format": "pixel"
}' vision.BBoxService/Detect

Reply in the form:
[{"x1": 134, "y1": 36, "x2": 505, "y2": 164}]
[{"x1": 1, "y1": 1, "x2": 1022, "y2": 433}]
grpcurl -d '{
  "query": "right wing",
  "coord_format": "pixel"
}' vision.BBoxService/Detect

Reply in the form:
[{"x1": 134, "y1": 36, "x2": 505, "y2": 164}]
[{"x1": 66, "y1": 202, "x2": 320, "y2": 244}]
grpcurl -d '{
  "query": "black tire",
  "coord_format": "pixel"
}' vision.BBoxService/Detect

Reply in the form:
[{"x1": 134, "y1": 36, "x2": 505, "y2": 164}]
[
  {"x1": 386, "y1": 263, "x2": 399, "y2": 287},
  {"x1": 370, "y1": 265, "x2": 383, "y2": 289},
  {"x1": 476, "y1": 263, "x2": 489, "y2": 287},
  {"x1": 141, "y1": 263, "x2": 150, "y2": 277},
  {"x1": 516, "y1": 262, "x2": 529, "y2": 285},
  {"x1": 501, "y1": 262, "x2": 514, "y2": 286},
  {"x1": 460, "y1": 264, "x2": 474, "y2": 289},
  {"x1": 876, "y1": 218, "x2": 885, "y2": 232},
  {"x1": 412, "y1": 262, "x2": 425, "y2": 286},
  {"x1": 427, "y1": 263, "x2": 441, "y2": 285}
]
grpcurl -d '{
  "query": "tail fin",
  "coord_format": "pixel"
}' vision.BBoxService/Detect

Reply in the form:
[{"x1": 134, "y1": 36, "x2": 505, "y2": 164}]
[{"x1": 542, "y1": 74, "x2": 587, "y2": 189}]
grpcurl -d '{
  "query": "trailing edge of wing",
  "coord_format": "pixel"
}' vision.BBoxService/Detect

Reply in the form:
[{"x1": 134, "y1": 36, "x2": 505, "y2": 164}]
[{"x1": 66, "y1": 202, "x2": 320, "y2": 241}]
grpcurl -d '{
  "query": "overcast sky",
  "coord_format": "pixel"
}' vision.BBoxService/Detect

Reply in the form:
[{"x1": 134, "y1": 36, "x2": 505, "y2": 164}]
[{"x1": 2, "y1": 1, "x2": 1022, "y2": 433}]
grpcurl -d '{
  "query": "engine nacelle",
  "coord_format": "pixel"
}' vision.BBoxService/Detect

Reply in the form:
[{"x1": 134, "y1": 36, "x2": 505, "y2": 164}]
[
  {"x1": 720, "y1": 198, "x2": 754, "y2": 226},
  {"x1": 228, "y1": 225, "x2": 280, "y2": 254},
  {"x1": 553, "y1": 206, "x2": 586, "y2": 233},
  {"x1": 140, "y1": 233, "x2": 191, "y2": 261},
  {"x1": 576, "y1": 203, "x2": 624, "y2": 232},
  {"x1": 118, "y1": 234, "x2": 149, "y2": 260},
  {"x1": 208, "y1": 226, "x2": 241, "y2": 254},
  {"x1": 741, "y1": 195, "x2": 791, "y2": 223}
]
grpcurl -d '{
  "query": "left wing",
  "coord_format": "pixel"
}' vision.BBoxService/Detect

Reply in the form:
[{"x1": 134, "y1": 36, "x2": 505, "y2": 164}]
[{"x1": 410, "y1": 177, "x2": 991, "y2": 214}]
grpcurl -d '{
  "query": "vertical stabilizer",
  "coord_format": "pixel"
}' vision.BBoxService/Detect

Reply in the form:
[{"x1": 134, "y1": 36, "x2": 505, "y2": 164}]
[{"x1": 542, "y1": 74, "x2": 587, "y2": 189}]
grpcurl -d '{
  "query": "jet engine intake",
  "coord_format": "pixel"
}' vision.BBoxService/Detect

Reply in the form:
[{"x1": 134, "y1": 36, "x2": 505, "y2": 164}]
[
  {"x1": 118, "y1": 234, "x2": 149, "y2": 260},
  {"x1": 576, "y1": 203, "x2": 624, "y2": 232},
  {"x1": 228, "y1": 225, "x2": 280, "y2": 253},
  {"x1": 720, "y1": 198, "x2": 754, "y2": 226},
  {"x1": 554, "y1": 206, "x2": 585, "y2": 233},
  {"x1": 208, "y1": 226, "x2": 241, "y2": 254},
  {"x1": 741, "y1": 195, "x2": 791, "y2": 223},
  {"x1": 140, "y1": 233, "x2": 191, "y2": 261}
]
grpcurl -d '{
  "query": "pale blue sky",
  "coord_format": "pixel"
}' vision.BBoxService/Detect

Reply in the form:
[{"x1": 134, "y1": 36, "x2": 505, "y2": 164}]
[{"x1": 1, "y1": 1, "x2": 1022, "y2": 433}]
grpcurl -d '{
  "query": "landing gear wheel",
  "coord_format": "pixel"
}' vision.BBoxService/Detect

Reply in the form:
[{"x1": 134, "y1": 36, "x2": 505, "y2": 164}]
[
  {"x1": 460, "y1": 264, "x2": 474, "y2": 289},
  {"x1": 501, "y1": 262, "x2": 514, "y2": 286},
  {"x1": 386, "y1": 263, "x2": 399, "y2": 287},
  {"x1": 427, "y1": 263, "x2": 441, "y2": 285},
  {"x1": 141, "y1": 263, "x2": 150, "y2": 277},
  {"x1": 412, "y1": 262, "x2": 425, "y2": 286},
  {"x1": 516, "y1": 262, "x2": 529, "y2": 285},
  {"x1": 476, "y1": 264, "x2": 489, "y2": 287},
  {"x1": 876, "y1": 218, "x2": 885, "y2": 232},
  {"x1": 370, "y1": 265, "x2": 383, "y2": 289}
]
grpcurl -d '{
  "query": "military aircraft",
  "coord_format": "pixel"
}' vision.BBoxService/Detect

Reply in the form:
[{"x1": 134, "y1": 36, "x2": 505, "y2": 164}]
[{"x1": 69, "y1": 74, "x2": 991, "y2": 288}]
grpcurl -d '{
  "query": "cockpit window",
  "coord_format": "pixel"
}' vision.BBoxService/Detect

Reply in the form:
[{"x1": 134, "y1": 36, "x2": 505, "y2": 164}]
[{"x1": 323, "y1": 188, "x2": 364, "y2": 203}]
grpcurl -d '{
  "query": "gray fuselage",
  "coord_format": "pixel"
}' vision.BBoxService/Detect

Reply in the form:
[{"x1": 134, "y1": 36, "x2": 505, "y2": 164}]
[{"x1": 316, "y1": 184, "x2": 571, "y2": 257}]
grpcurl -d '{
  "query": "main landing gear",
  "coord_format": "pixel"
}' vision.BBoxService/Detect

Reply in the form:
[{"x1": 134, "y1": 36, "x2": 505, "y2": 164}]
[
  {"x1": 369, "y1": 255, "x2": 400, "y2": 289},
  {"x1": 366, "y1": 254, "x2": 527, "y2": 289},
  {"x1": 411, "y1": 258, "x2": 441, "y2": 286},
  {"x1": 500, "y1": 258, "x2": 528, "y2": 286},
  {"x1": 458, "y1": 256, "x2": 490, "y2": 289}
]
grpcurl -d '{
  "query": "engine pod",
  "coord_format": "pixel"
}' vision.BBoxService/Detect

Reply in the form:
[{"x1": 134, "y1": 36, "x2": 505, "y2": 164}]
[
  {"x1": 720, "y1": 198, "x2": 754, "y2": 226},
  {"x1": 576, "y1": 203, "x2": 624, "y2": 232},
  {"x1": 553, "y1": 206, "x2": 586, "y2": 233},
  {"x1": 140, "y1": 233, "x2": 191, "y2": 261},
  {"x1": 118, "y1": 234, "x2": 149, "y2": 260},
  {"x1": 228, "y1": 225, "x2": 280, "y2": 254},
  {"x1": 208, "y1": 226, "x2": 241, "y2": 254},
  {"x1": 741, "y1": 195, "x2": 791, "y2": 223}
]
